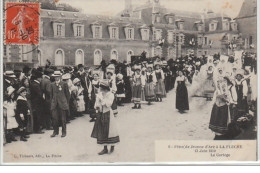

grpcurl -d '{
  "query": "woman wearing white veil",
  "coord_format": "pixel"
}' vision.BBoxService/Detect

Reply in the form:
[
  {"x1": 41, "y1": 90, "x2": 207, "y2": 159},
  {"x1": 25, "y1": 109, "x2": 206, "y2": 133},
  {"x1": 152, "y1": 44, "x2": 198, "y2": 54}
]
[{"x1": 192, "y1": 56, "x2": 214, "y2": 97}]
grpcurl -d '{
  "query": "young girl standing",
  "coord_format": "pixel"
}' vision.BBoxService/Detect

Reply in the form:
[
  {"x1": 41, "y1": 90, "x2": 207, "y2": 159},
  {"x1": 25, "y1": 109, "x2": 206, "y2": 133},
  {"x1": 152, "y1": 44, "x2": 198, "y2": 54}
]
[
  {"x1": 132, "y1": 65, "x2": 146, "y2": 109},
  {"x1": 154, "y1": 63, "x2": 166, "y2": 102},
  {"x1": 145, "y1": 63, "x2": 157, "y2": 105},
  {"x1": 91, "y1": 80, "x2": 120, "y2": 155}
]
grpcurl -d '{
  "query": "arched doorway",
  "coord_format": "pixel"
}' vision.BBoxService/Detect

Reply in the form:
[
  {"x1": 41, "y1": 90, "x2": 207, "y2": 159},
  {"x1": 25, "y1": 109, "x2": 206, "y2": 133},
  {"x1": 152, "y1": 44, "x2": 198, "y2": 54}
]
[
  {"x1": 127, "y1": 50, "x2": 134, "y2": 63},
  {"x1": 111, "y1": 49, "x2": 118, "y2": 60},
  {"x1": 94, "y1": 49, "x2": 102, "y2": 65},
  {"x1": 75, "y1": 49, "x2": 84, "y2": 65},
  {"x1": 55, "y1": 49, "x2": 64, "y2": 66}
]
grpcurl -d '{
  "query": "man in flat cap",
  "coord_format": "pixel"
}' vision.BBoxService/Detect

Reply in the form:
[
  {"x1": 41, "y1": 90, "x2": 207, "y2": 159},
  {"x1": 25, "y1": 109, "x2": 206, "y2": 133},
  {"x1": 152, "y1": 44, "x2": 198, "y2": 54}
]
[{"x1": 30, "y1": 70, "x2": 44, "y2": 134}]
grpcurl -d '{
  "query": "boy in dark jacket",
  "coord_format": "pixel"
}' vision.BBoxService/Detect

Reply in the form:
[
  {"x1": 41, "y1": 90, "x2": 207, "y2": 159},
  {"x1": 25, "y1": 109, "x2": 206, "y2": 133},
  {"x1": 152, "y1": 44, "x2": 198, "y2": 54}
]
[{"x1": 16, "y1": 87, "x2": 30, "y2": 142}]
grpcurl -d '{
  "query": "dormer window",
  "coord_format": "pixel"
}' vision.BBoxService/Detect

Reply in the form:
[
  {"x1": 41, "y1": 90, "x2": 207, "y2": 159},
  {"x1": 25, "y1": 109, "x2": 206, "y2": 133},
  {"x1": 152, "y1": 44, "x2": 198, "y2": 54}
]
[
  {"x1": 209, "y1": 20, "x2": 218, "y2": 31},
  {"x1": 73, "y1": 21, "x2": 84, "y2": 37},
  {"x1": 195, "y1": 21, "x2": 203, "y2": 32},
  {"x1": 222, "y1": 20, "x2": 230, "y2": 31},
  {"x1": 176, "y1": 19, "x2": 184, "y2": 30},
  {"x1": 108, "y1": 24, "x2": 119, "y2": 39},
  {"x1": 124, "y1": 24, "x2": 135, "y2": 40},
  {"x1": 52, "y1": 21, "x2": 65, "y2": 37},
  {"x1": 231, "y1": 22, "x2": 238, "y2": 31},
  {"x1": 91, "y1": 22, "x2": 102, "y2": 39},
  {"x1": 140, "y1": 26, "x2": 150, "y2": 41}
]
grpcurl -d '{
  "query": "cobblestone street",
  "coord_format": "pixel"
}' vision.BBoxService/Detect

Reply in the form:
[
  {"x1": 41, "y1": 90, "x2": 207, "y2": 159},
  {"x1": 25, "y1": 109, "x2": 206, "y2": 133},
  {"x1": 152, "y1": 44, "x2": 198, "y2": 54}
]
[{"x1": 4, "y1": 89, "x2": 219, "y2": 163}]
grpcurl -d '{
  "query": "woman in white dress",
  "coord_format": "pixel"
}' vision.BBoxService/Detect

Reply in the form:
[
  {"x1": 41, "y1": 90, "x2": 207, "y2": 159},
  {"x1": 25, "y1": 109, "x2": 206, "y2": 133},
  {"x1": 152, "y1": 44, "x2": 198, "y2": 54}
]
[{"x1": 73, "y1": 78, "x2": 85, "y2": 115}]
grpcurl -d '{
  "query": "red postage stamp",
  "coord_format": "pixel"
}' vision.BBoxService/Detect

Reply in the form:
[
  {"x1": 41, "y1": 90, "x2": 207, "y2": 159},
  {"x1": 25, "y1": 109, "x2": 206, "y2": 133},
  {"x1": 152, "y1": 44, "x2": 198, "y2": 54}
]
[{"x1": 5, "y1": 3, "x2": 40, "y2": 45}]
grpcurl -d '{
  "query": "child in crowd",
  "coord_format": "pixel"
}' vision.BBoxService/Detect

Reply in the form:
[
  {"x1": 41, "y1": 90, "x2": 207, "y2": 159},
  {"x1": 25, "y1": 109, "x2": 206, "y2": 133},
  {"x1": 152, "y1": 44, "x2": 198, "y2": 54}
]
[
  {"x1": 116, "y1": 73, "x2": 125, "y2": 106},
  {"x1": 3, "y1": 86, "x2": 18, "y2": 143},
  {"x1": 16, "y1": 87, "x2": 30, "y2": 142}
]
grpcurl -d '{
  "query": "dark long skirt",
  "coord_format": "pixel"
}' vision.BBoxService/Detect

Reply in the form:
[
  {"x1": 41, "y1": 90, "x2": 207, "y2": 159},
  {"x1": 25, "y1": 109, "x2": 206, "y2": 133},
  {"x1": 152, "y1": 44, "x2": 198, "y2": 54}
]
[
  {"x1": 91, "y1": 111, "x2": 120, "y2": 145},
  {"x1": 176, "y1": 81, "x2": 189, "y2": 111},
  {"x1": 132, "y1": 84, "x2": 142, "y2": 103},
  {"x1": 155, "y1": 79, "x2": 166, "y2": 98},
  {"x1": 145, "y1": 82, "x2": 155, "y2": 101},
  {"x1": 209, "y1": 104, "x2": 229, "y2": 134}
]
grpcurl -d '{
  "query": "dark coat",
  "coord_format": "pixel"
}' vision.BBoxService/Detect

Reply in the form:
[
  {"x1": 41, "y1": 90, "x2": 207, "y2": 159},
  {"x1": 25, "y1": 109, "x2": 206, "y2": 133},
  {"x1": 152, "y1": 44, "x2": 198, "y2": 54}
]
[
  {"x1": 50, "y1": 81, "x2": 70, "y2": 111},
  {"x1": 30, "y1": 80, "x2": 44, "y2": 109},
  {"x1": 41, "y1": 76, "x2": 52, "y2": 104}
]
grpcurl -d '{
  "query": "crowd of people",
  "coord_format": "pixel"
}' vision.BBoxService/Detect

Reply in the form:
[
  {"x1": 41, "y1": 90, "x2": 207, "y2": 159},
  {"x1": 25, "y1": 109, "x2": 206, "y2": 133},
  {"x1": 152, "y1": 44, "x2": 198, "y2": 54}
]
[{"x1": 2, "y1": 50, "x2": 257, "y2": 154}]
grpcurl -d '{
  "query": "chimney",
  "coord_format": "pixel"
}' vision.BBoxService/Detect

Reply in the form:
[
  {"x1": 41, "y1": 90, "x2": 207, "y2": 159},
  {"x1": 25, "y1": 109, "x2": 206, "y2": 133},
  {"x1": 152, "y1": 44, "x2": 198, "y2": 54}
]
[{"x1": 125, "y1": 0, "x2": 133, "y2": 12}]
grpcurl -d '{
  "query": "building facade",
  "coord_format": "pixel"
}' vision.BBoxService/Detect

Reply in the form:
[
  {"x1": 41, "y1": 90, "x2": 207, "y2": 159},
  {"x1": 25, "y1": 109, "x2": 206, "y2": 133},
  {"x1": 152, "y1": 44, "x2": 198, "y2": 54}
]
[
  {"x1": 235, "y1": 0, "x2": 257, "y2": 53},
  {"x1": 3, "y1": 0, "x2": 249, "y2": 69}
]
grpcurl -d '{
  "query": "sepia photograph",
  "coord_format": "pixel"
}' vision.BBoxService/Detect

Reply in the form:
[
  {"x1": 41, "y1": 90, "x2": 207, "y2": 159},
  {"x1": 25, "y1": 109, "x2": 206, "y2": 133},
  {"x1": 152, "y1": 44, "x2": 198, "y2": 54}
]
[{"x1": 1, "y1": 0, "x2": 258, "y2": 164}]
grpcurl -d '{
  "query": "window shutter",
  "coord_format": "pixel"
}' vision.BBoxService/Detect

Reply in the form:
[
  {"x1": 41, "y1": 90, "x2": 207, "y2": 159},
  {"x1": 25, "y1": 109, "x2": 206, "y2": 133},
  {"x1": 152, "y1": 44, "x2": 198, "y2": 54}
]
[
  {"x1": 53, "y1": 23, "x2": 57, "y2": 37},
  {"x1": 61, "y1": 23, "x2": 65, "y2": 37}
]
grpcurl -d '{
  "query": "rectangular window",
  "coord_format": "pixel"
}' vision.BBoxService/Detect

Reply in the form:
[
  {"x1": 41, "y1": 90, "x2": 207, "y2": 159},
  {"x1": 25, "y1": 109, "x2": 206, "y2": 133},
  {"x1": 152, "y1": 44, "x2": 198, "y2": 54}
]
[
  {"x1": 112, "y1": 28, "x2": 117, "y2": 39},
  {"x1": 95, "y1": 27, "x2": 100, "y2": 38},
  {"x1": 153, "y1": 29, "x2": 161, "y2": 41},
  {"x1": 76, "y1": 26, "x2": 82, "y2": 37},
  {"x1": 210, "y1": 24, "x2": 214, "y2": 31},
  {"x1": 127, "y1": 28, "x2": 134, "y2": 40},
  {"x1": 143, "y1": 29, "x2": 149, "y2": 40},
  {"x1": 57, "y1": 24, "x2": 62, "y2": 36}
]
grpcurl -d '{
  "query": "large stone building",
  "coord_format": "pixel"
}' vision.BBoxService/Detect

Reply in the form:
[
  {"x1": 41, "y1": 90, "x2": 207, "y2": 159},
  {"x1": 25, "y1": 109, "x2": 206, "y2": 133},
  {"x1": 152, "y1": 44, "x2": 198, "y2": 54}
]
[
  {"x1": 235, "y1": 0, "x2": 257, "y2": 53},
  {"x1": 3, "y1": 0, "x2": 249, "y2": 69}
]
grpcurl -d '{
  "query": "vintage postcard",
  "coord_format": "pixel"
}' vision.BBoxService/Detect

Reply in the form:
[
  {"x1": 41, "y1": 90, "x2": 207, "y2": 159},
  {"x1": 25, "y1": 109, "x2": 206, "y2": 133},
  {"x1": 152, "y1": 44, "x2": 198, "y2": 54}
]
[{"x1": 0, "y1": 0, "x2": 259, "y2": 165}]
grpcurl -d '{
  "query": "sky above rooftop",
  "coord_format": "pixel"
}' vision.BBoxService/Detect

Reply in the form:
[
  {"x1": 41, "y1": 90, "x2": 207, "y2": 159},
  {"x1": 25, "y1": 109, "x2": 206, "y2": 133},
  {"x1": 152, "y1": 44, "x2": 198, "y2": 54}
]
[{"x1": 61, "y1": 0, "x2": 244, "y2": 18}]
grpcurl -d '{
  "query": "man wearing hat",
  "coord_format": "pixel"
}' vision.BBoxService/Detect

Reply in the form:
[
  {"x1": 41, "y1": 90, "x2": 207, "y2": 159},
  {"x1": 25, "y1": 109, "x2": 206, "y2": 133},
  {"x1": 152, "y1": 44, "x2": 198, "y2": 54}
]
[
  {"x1": 41, "y1": 68, "x2": 54, "y2": 130},
  {"x1": 50, "y1": 71, "x2": 70, "y2": 138},
  {"x1": 4, "y1": 71, "x2": 17, "y2": 101},
  {"x1": 30, "y1": 69, "x2": 44, "y2": 134}
]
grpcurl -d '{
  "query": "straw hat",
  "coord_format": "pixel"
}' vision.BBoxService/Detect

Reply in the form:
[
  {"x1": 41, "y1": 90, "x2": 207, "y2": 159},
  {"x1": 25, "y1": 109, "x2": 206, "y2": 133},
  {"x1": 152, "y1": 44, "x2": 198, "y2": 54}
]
[
  {"x1": 7, "y1": 86, "x2": 15, "y2": 96},
  {"x1": 62, "y1": 73, "x2": 71, "y2": 80},
  {"x1": 17, "y1": 86, "x2": 26, "y2": 95},
  {"x1": 4, "y1": 71, "x2": 16, "y2": 78},
  {"x1": 73, "y1": 78, "x2": 81, "y2": 85},
  {"x1": 52, "y1": 71, "x2": 62, "y2": 77}
]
